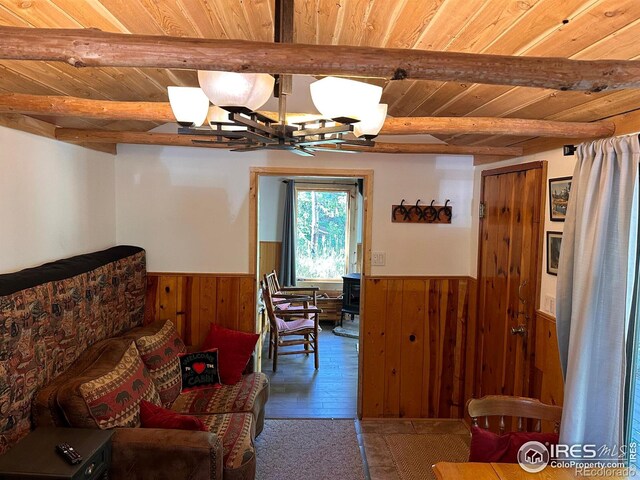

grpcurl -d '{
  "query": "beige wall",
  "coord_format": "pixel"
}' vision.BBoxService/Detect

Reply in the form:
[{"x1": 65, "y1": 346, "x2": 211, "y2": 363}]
[
  {"x1": 470, "y1": 148, "x2": 575, "y2": 312},
  {"x1": 0, "y1": 126, "x2": 116, "y2": 273},
  {"x1": 115, "y1": 145, "x2": 475, "y2": 276}
]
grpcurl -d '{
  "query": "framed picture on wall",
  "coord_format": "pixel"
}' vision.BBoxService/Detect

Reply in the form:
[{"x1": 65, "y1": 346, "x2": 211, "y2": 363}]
[
  {"x1": 549, "y1": 176, "x2": 572, "y2": 221},
  {"x1": 547, "y1": 231, "x2": 562, "y2": 276}
]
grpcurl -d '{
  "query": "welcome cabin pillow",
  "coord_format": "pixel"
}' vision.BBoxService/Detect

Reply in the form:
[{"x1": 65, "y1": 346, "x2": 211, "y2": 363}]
[{"x1": 178, "y1": 349, "x2": 221, "y2": 392}]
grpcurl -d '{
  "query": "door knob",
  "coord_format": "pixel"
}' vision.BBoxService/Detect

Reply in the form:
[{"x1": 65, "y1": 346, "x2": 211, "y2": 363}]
[{"x1": 510, "y1": 325, "x2": 527, "y2": 336}]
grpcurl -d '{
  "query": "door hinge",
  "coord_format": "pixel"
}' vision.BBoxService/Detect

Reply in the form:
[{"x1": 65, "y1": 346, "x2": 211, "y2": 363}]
[{"x1": 479, "y1": 202, "x2": 486, "y2": 219}]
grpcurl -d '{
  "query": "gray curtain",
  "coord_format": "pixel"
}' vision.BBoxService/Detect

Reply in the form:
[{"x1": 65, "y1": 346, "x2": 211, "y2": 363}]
[
  {"x1": 279, "y1": 180, "x2": 296, "y2": 287},
  {"x1": 556, "y1": 135, "x2": 639, "y2": 451}
]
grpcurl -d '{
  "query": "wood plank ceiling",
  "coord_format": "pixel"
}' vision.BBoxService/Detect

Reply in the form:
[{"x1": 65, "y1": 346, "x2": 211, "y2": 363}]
[{"x1": 0, "y1": 0, "x2": 639, "y2": 149}]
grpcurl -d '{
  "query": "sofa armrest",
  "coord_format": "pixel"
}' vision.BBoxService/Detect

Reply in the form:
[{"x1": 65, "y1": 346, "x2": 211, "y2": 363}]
[{"x1": 110, "y1": 428, "x2": 223, "y2": 480}]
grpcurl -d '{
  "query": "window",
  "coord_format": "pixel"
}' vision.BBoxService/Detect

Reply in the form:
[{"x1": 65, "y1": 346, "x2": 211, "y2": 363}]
[{"x1": 295, "y1": 185, "x2": 356, "y2": 281}]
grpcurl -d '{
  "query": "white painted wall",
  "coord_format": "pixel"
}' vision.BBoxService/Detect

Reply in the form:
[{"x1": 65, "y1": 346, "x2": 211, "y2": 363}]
[
  {"x1": 115, "y1": 145, "x2": 475, "y2": 276},
  {"x1": 0, "y1": 126, "x2": 116, "y2": 273},
  {"x1": 470, "y1": 148, "x2": 575, "y2": 312},
  {"x1": 258, "y1": 176, "x2": 286, "y2": 242}
]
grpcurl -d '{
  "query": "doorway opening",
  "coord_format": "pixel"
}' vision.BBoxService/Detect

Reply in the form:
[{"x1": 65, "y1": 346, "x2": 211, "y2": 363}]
[{"x1": 251, "y1": 167, "x2": 373, "y2": 419}]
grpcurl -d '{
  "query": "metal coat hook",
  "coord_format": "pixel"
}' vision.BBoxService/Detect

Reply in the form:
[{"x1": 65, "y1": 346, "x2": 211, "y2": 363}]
[
  {"x1": 426, "y1": 200, "x2": 438, "y2": 222},
  {"x1": 438, "y1": 199, "x2": 452, "y2": 222},
  {"x1": 393, "y1": 199, "x2": 411, "y2": 221},
  {"x1": 391, "y1": 199, "x2": 453, "y2": 224}
]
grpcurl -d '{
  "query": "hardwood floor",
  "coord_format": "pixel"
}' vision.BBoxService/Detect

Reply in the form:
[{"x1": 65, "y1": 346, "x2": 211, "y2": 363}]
[{"x1": 261, "y1": 320, "x2": 359, "y2": 419}]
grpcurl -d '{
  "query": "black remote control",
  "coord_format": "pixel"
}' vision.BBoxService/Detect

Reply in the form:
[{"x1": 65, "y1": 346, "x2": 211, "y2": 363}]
[{"x1": 55, "y1": 442, "x2": 83, "y2": 465}]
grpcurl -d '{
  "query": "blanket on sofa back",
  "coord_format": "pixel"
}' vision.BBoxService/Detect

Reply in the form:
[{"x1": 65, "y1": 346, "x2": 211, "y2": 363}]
[{"x1": 0, "y1": 246, "x2": 146, "y2": 454}]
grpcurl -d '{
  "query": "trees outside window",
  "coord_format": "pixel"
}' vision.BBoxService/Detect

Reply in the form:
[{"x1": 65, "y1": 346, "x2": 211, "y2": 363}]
[{"x1": 295, "y1": 188, "x2": 352, "y2": 281}]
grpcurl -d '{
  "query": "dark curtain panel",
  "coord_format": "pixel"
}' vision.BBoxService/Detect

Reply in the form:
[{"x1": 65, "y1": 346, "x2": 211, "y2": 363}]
[{"x1": 279, "y1": 180, "x2": 296, "y2": 286}]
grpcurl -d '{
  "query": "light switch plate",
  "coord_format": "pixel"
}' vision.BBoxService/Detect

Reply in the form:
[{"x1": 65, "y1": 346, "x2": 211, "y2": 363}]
[
  {"x1": 544, "y1": 294, "x2": 556, "y2": 315},
  {"x1": 372, "y1": 252, "x2": 386, "y2": 266}
]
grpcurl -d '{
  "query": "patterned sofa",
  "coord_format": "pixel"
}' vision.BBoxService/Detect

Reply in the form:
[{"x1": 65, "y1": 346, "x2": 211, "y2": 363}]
[{"x1": 0, "y1": 246, "x2": 269, "y2": 480}]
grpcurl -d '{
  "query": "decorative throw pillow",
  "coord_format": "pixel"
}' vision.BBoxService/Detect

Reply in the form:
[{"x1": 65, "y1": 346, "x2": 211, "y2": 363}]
[
  {"x1": 135, "y1": 320, "x2": 187, "y2": 406},
  {"x1": 80, "y1": 342, "x2": 161, "y2": 430},
  {"x1": 201, "y1": 324, "x2": 259, "y2": 385},
  {"x1": 469, "y1": 426, "x2": 559, "y2": 463},
  {"x1": 139, "y1": 400, "x2": 208, "y2": 431},
  {"x1": 179, "y1": 349, "x2": 221, "y2": 392}
]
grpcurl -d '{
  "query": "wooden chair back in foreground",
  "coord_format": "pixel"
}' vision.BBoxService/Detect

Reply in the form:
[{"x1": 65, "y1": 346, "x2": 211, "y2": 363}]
[
  {"x1": 467, "y1": 395, "x2": 562, "y2": 434},
  {"x1": 260, "y1": 280, "x2": 322, "y2": 372}
]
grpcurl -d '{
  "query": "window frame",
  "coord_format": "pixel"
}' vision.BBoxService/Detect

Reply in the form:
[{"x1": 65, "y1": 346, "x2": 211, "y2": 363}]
[{"x1": 294, "y1": 182, "x2": 358, "y2": 283}]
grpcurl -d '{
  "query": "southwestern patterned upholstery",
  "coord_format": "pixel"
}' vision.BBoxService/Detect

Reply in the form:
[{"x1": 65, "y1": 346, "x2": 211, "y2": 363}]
[
  {"x1": 199, "y1": 412, "x2": 256, "y2": 479},
  {"x1": 0, "y1": 246, "x2": 145, "y2": 454},
  {"x1": 172, "y1": 373, "x2": 269, "y2": 434},
  {"x1": 1, "y1": 247, "x2": 268, "y2": 480},
  {"x1": 134, "y1": 320, "x2": 186, "y2": 406},
  {"x1": 80, "y1": 341, "x2": 162, "y2": 429}
]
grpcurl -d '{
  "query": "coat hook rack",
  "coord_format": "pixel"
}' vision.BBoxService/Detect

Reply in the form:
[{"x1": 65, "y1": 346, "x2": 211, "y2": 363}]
[{"x1": 391, "y1": 199, "x2": 452, "y2": 224}]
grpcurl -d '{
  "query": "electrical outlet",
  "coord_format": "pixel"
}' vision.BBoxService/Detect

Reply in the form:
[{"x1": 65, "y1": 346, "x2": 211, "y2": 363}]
[{"x1": 372, "y1": 252, "x2": 386, "y2": 266}]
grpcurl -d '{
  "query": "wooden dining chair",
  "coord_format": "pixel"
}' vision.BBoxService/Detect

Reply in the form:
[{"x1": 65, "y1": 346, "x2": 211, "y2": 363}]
[
  {"x1": 265, "y1": 270, "x2": 319, "y2": 305},
  {"x1": 467, "y1": 395, "x2": 562, "y2": 434},
  {"x1": 260, "y1": 280, "x2": 322, "y2": 372}
]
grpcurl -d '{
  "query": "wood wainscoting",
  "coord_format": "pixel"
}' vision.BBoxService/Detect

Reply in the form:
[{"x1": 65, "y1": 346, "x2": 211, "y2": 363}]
[
  {"x1": 533, "y1": 310, "x2": 564, "y2": 408},
  {"x1": 361, "y1": 276, "x2": 471, "y2": 419},
  {"x1": 145, "y1": 273, "x2": 256, "y2": 348},
  {"x1": 258, "y1": 241, "x2": 281, "y2": 282}
]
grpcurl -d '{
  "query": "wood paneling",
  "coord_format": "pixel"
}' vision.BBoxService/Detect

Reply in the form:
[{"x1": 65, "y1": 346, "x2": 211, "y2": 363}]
[
  {"x1": 145, "y1": 272, "x2": 256, "y2": 348},
  {"x1": 532, "y1": 310, "x2": 564, "y2": 409},
  {"x1": 258, "y1": 241, "x2": 281, "y2": 282},
  {"x1": 361, "y1": 276, "x2": 470, "y2": 419},
  {"x1": 0, "y1": 1, "x2": 639, "y2": 150}
]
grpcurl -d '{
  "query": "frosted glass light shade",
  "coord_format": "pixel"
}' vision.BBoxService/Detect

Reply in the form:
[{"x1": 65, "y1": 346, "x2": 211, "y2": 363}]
[
  {"x1": 168, "y1": 86, "x2": 210, "y2": 126},
  {"x1": 310, "y1": 77, "x2": 383, "y2": 120},
  {"x1": 206, "y1": 105, "x2": 247, "y2": 131},
  {"x1": 353, "y1": 103, "x2": 388, "y2": 138},
  {"x1": 206, "y1": 105, "x2": 232, "y2": 124},
  {"x1": 198, "y1": 71, "x2": 275, "y2": 111}
]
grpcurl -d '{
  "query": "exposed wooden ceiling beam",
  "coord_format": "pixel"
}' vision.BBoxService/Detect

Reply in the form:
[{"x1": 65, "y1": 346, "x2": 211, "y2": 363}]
[
  {"x1": 380, "y1": 116, "x2": 614, "y2": 138},
  {"x1": 54, "y1": 128, "x2": 522, "y2": 156},
  {"x1": 1, "y1": 26, "x2": 640, "y2": 92},
  {"x1": 0, "y1": 113, "x2": 116, "y2": 155},
  {"x1": 0, "y1": 94, "x2": 176, "y2": 123},
  {"x1": 0, "y1": 94, "x2": 615, "y2": 139},
  {"x1": 517, "y1": 108, "x2": 640, "y2": 157}
]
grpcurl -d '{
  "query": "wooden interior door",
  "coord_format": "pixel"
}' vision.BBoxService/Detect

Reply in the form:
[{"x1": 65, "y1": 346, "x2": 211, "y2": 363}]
[{"x1": 475, "y1": 162, "x2": 546, "y2": 401}]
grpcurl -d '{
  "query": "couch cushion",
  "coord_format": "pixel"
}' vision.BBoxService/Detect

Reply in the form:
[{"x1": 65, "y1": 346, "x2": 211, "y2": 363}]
[
  {"x1": 34, "y1": 338, "x2": 118, "y2": 428},
  {"x1": 134, "y1": 320, "x2": 186, "y2": 406},
  {"x1": 199, "y1": 412, "x2": 255, "y2": 476},
  {"x1": 56, "y1": 338, "x2": 141, "y2": 428},
  {"x1": 202, "y1": 324, "x2": 259, "y2": 385},
  {"x1": 79, "y1": 341, "x2": 161, "y2": 429},
  {"x1": 172, "y1": 373, "x2": 268, "y2": 420}
]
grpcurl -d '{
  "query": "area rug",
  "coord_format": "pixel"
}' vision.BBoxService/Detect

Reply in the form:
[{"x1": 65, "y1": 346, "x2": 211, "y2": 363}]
[
  {"x1": 384, "y1": 433, "x2": 469, "y2": 480},
  {"x1": 255, "y1": 419, "x2": 365, "y2": 480},
  {"x1": 333, "y1": 316, "x2": 359, "y2": 339}
]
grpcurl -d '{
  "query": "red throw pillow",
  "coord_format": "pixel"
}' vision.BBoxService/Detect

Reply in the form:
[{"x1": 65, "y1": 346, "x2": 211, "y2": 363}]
[
  {"x1": 469, "y1": 426, "x2": 559, "y2": 463},
  {"x1": 201, "y1": 324, "x2": 259, "y2": 385},
  {"x1": 139, "y1": 400, "x2": 208, "y2": 431}
]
